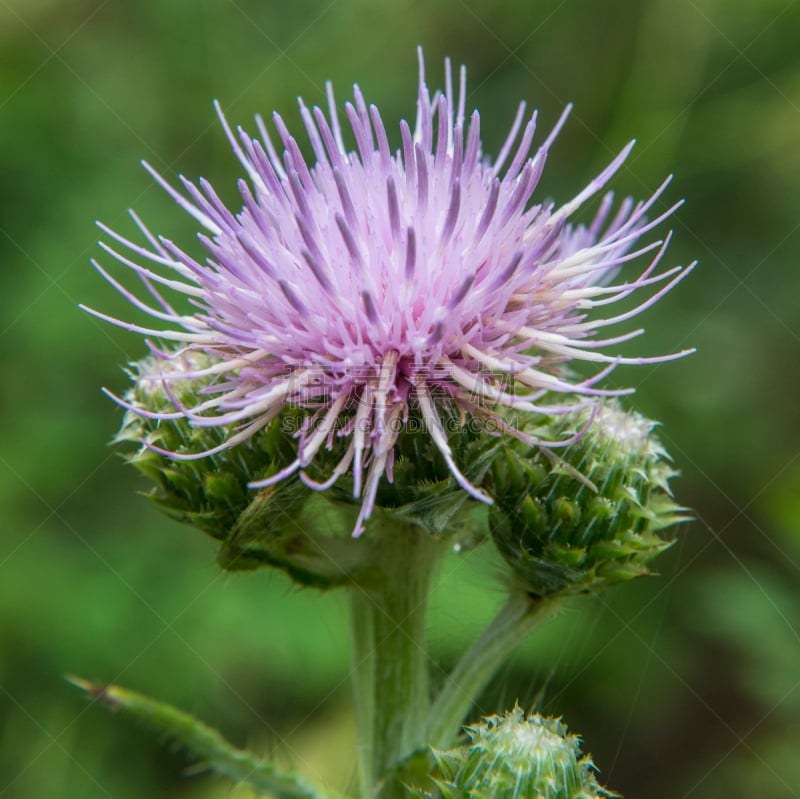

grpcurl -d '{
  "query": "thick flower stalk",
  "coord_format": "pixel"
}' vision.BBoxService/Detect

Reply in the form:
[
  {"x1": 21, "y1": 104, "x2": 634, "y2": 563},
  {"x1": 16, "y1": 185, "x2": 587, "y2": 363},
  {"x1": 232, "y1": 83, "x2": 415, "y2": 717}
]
[{"x1": 85, "y1": 49, "x2": 693, "y2": 535}]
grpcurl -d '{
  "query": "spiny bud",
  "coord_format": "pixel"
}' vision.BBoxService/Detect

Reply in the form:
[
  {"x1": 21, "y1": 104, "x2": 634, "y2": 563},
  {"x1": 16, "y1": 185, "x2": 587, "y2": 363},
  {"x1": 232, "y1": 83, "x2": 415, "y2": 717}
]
[
  {"x1": 489, "y1": 402, "x2": 688, "y2": 598},
  {"x1": 434, "y1": 706, "x2": 615, "y2": 799}
]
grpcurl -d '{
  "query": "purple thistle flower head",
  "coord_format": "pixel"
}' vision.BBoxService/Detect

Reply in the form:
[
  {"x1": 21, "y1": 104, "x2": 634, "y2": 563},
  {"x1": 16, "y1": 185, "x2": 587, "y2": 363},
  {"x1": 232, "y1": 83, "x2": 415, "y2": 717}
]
[{"x1": 86, "y1": 49, "x2": 694, "y2": 536}]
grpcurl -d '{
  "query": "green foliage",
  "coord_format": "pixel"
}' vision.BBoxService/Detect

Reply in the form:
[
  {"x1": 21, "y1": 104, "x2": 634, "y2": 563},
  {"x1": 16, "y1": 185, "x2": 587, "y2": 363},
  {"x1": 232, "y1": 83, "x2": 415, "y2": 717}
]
[
  {"x1": 69, "y1": 677, "x2": 336, "y2": 799},
  {"x1": 489, "y1": 403, "x2": 688, "y2": 598}
]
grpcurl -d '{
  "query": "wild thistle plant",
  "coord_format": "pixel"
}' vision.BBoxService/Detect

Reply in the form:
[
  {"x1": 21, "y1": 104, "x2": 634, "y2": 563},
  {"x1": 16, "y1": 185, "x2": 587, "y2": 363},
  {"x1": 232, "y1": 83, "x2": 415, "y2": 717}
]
[{"x1": 78, "y1": 50, "x2": 692, "y2": 799}]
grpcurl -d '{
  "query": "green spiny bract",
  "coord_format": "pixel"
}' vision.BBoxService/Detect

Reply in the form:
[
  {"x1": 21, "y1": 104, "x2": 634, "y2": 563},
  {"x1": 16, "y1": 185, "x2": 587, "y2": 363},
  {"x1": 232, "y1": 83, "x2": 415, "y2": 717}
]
[
  {"x1": 114, "y1": 355, "x2": 501, "y2": 585},
  {"x1": 115, "y1": 354, "x2": 364, "y2": 588},
  {"x1": 489, "y1": 402, "x2": 688, "y2": 598},
  {"x1": 431, "y1": 707, "x2": 614, "y2": 799},
  {"x1": 320, "y1": 397, "x2": 502, "y2": 539}
]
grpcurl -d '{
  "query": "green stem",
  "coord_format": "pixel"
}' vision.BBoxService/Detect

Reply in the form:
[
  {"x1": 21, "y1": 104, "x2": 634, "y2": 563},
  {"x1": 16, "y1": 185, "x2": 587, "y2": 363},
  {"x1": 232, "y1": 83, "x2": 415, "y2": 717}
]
[
  {"x1": 426, "y1": 592, "x2": 559, "y2": 750},
  {"x1": 349, "y1": 522, "x2": 442, "y2": 799}
]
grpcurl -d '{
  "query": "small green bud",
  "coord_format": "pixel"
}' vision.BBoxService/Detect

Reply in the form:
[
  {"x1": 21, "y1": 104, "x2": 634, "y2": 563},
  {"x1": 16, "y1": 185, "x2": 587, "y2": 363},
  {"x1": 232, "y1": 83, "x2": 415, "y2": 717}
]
[
  {"x1": 434, "y1": 706, "x2": 615, "y2": 799},
  {"x1": 489, "y1": 402, "x2": 688, "y2": 598}
]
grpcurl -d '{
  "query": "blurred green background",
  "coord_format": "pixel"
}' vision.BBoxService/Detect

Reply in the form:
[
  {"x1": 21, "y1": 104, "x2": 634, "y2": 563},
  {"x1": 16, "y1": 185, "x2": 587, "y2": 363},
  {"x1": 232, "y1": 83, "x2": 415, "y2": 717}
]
[{"x1": 1, "y1": 0, "x2": 799, "y2": 796}]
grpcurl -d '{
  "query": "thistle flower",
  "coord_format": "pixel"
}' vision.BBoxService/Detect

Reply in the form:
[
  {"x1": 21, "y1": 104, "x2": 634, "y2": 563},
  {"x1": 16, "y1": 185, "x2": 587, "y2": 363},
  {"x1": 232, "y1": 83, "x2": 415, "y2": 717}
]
[{"x1": 86, "y1": 49, "x2": 693, "y2": 535}]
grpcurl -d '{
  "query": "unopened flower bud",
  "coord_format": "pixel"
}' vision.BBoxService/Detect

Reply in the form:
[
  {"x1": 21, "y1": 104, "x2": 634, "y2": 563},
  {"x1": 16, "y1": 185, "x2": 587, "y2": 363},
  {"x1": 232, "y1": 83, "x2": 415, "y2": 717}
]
[
  {"x1": 489, "y1": 402, "x2": 687, "y2": 598},
  {"x1": 435, "y1": 706, "x2": 614, "y2": 799}
]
